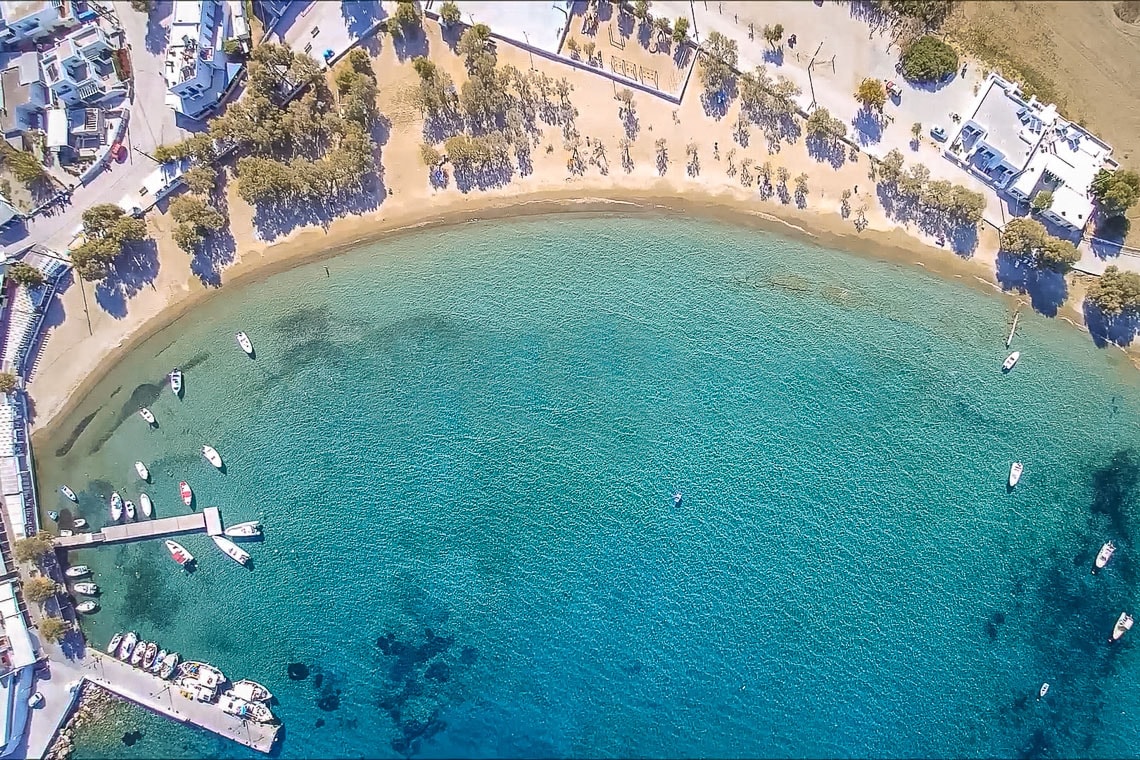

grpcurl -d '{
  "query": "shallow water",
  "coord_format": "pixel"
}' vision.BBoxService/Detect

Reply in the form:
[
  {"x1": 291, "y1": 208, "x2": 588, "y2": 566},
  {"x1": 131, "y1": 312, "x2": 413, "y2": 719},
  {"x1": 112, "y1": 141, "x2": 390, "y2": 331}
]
[{"x1": 39, "y1": 214, "x2": 1140, "y2": 758}]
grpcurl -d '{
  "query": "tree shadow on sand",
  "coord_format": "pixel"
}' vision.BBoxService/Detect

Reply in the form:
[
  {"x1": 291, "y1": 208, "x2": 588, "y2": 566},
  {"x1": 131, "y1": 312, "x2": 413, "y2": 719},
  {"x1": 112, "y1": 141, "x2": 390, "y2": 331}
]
[
  {"x1": 93, "y1": 238, "x2": 160, "y2": 319},
  {"x1": 1084, "y1": 301, "x2": 1140, "y2": 348},
  {"x1": 805, "y1": 133, "x2": 847, "y2": 169},
  {"x1": 251, "y1": 177, "x2": 385, "y2": 243},
  {"x1": 994, "y1": 251, "x2": 1068, "y2": 318},
  {"x1": 341, "y1": 0, "x2": 386, "y2": 40}
]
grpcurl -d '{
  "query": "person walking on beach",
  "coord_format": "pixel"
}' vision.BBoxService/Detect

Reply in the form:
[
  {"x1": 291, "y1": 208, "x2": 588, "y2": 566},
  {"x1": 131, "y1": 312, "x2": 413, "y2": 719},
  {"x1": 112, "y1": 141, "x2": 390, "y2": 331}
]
[{"x1": 324, "y1": 267, "x2": 330, "y2": 278}]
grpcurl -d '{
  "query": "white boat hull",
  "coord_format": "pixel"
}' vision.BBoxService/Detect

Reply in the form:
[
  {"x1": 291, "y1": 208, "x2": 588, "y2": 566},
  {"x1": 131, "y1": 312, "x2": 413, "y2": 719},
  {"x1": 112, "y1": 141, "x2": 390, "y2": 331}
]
[
  {"x1": 224, "y1": 521, "x2": 262, "y2": 539},
  {"x1": 202, "y1": 446, "x2": 223, "y2": 469},
  {"x1": 135, "y1": 462, "x2": 149, "y2": 481},
  {"x1": 140, "y1": 493, "x2": 153, "y2": 518},
  {"x1": 59, "y1": 486, "x2": 77, "y2": 502},
  {"x1": 236, "y1": 332, "x2": 254, "y2": 356},
  {"x1": 212, "y1": 535, "x2": 250, "y2": 565},
  {"x1": 1008, "y1": 463, "x2": 1023, "y2": 488}
]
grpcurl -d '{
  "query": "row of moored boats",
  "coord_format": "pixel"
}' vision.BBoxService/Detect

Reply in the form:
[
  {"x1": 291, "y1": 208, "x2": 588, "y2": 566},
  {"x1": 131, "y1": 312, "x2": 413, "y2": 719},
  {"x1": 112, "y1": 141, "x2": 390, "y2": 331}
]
[{"x1": 106, "y1": 631, "x2": 275, "y2": 723}]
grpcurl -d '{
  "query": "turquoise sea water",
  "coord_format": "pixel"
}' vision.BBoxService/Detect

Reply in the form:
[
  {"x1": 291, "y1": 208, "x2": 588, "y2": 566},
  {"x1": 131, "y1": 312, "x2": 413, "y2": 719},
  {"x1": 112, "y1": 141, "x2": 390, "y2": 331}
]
[{"x1": 35, "y1": 214, "x2": 1140, "y2": 758}]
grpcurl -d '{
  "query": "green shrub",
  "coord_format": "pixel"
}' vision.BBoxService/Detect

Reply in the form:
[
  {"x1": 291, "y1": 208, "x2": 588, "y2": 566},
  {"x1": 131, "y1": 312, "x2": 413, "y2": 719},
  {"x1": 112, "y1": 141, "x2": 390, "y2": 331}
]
[{"x1": 900, "y1": 35, "x2": 959, "y2": 82}]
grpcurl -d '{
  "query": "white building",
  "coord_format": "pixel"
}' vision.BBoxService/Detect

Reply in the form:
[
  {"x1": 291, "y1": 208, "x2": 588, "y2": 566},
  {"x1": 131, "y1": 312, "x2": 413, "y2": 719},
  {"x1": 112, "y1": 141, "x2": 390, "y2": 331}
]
[
  {"x1": 40, "y1": 23, "x2": 125, "y2": 106},
  {"x1": 164, "y1": 0, "x2": 240, "y2": 119},
  {"x1": 0, "y1": 52, "x2": 48, "y2": 141},
  {"x1": 0, "y1": 0, "x2": 79, "y2": 47},
  {"x1": 947, "y1": 74, "x2": 1113, "y2": 232}
]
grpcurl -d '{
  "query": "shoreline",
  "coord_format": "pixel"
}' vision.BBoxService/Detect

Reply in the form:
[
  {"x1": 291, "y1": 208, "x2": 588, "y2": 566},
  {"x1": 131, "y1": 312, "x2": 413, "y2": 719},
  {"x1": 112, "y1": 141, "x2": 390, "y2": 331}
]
[{"x1": 31, "y1": 184, "x2": 1012, "y2": 446}]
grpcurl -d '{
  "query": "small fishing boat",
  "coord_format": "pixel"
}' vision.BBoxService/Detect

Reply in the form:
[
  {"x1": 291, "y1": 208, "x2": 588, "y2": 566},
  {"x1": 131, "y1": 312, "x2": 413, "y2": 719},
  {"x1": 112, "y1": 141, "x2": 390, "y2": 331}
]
[
  {"x1": 218, "y1": 693, "x2": 275, "y2": 723},
  {"x1": 142, "y1": 641, "x2": 158, "y2": 670},
  {"x1": 59, "y1": 486, "x2": 77, "y2": 502},
  {"x1": 1111, "y1": 612, "x2": 1134, "y2": 642},
  {"x1": 202, "y1": 445, "x2": 223, "y2": 469},
  {"x1": 179, "y1": 661, "x2": 225, "y2": 690},
  {"x1": 1094, "y1": 541, "x2": 1116, "y2": 572},
  {"x1": 170, "y1": 368, "x2": 183, "y2": 396},
  {"x1": 212, "y1": 535, "x2": 250, "y2": 566},
  {"x1": 235, "y1": 331, "x2": 254, "y2": 356},
  {"x1": 117, "y1": 631, "x2": 137, "y2": 661},
  {"x1": 76, "y1": 601, "x2": 98, "y2": 614},
  {"x1": 139, "y1": 493, "x2": 153, "y2": 518},
  {"x1": 48, "y1": 511, "x2": 58, "y2": 522},
  {"x1": 165, "y1": 539, "x2": 194, "y2": 567},
  {"x1": 229, "y1": 679, "x2": 273, "y2": 702},
  {"x1": 72, "y1": 518, "x2": 88, "y2": 530},
  {"x1": 1002, "y1": 351, "x2": 1020, "y2": 372},
  {"x1": 150, "y1": 649, "x2": 168, "y2": 674},
  {"x1": 72, "y1": 582, "x2": 98, "y2": 595},
  {"x1": 135, "y1": 461, "x2": 149, "y2": 481},
  {"x1": 64, "y1": 565, "x2": 90, "y2": 578},
  {"x1": 179, "y1": 481, "x2": 193, "y2": 506},
  {"x1": 223, "y1": 521, "x2": 261, "y2": 539},
  {"x1": 130, "y1": 641, "x2": 147, "y2": 667},
  {"x1": 139, "y1": 407, "x2": 156, "y2": 425},
  {"x1": 58, "y1": 530, "x2": 73, "y2": 537},
  {"x1": 1038, "y1": 682, "x2": 1049, "y2": 699},
  {"x1": 159, "y1": 652, "x2": 180, "y2": 680},
  {"x1": 1008, "y1": 462, "x2": 1023, "y2": 488},
  {"x1": 673, "y1": 492, "x2": 682, "y2": 507},
  {"x1": 110, "y1": 492, "x2": 123, "y2": 522},
  {"x1": 124, "y1": 500, "x2": 136, "y2": 521},
  {"x1": 107, "y1": 632, "x2": 123, "y2": 655}
]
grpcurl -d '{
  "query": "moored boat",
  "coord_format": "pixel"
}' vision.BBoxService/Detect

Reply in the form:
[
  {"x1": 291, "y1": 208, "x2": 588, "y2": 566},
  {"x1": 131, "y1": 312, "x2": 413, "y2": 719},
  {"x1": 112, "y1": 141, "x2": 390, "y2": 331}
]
[
  {"x1": 110, "y1": 492, "x2": 123, "y2": 522},
  {"x1": 165, "y1": 540, "x2": 194, "y2": 567},
  {"x1": 76, "y1": 601, "x2": 98, "y2": 614},
  {"x1": 150, "y1": 649, "x2": 167, "y2": 673},
  {"x1": 202, "y1": 445, "x2": 223, "y2": 469},
  {"x1": 117, "y1": 631, "x2": 137, "y2": 661},
  {"x1": 142, "y1": 641, "x2": 158, "y2": 670},
  {"x1": 236, "y1": 331, "x2": 254, "y2": 356},
  {"x1": 139, "y1": 407, "x2": 156, "y2": 425},
  {"x1": 1002, "y1": 351, "x2": 1020, "y2": 372},
  {"x1": 179, "y1": 481, "x2": 193, "y2": 506},
  {"x1": 124, "y1": 500, "x2": 136, "y2": 521},
  {"x1": 1094, "y1": 541, "x2": 1116, "y2": 572},
  {"x1": 1008, "y1": 462, "x2": 1023, "y2": 488},
  {"x1": 1038, "y1": 682, "x2": 1049, "y2": 699},
  {"x1": 170, "y1": 368, "x2": 183, "y2": 396},
  {"x1": 212, "y1": 535, "x2": 250, "y2": 566},
  {"x1": 159, "y1": 652, "x2": 180, "y2": 680},
  {"x1": 47, "y1": 511, "x2": 58, "y2": 522},
  {"x1": 72, "y1": 518, "x2": 88, "y2": 530},
  {"x1": 72, "y1": 582, "x2": 98, "y2": 595},
  {"x1": 223, "y1": 521, "x2": 261, "y2": 539},
  {"x1": 673, "y1": 492, "x2": 682, "y2": 507},
  {"x1": 64, "y1": 565, "x2": 90, "y2": 578},
  {"x1": 229, "y1": 679, "x2": 272, "y2": 702},
  {"x1": 1111, "y1": 612, "x2": 1134, "y2": 642},
  {"x1": 59, "y1": 486, "x2": 77, "y2": 502},
  {"x1": 135, "y1": 461, "x2": 149, "y2": 481},
  {"x1": 140, "y1": 493, "x2": 153, "y2": 518},
  {"x1": 106, "y1": 632, "x2": 122, "y2": 655},
  {"x1": 218, "y1": 693, "x2": 275, "y2": 723},
  {"x1": 179, "y1": 661, "x2": 225, "y2": 690},
  {"x1": 130, "y1": 641, "x2": 147, "y2": 667}
]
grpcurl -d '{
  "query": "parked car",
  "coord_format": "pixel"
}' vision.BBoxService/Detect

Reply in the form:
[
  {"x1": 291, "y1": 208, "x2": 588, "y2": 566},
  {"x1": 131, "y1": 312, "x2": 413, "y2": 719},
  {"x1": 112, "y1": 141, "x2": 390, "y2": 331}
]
[
  {"x1": 930, "y1": 125, "x2": 948, "y2": 142},
  {"x1": 28, "y1": 692, "x2": 43, "y2": 708}
]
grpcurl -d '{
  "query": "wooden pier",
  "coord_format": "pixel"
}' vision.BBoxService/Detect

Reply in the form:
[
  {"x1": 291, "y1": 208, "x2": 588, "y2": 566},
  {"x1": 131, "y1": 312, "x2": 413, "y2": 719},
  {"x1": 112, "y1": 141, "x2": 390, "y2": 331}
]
[{"x1": 55, "y1": 507, "x2": 223, "y2": 549}]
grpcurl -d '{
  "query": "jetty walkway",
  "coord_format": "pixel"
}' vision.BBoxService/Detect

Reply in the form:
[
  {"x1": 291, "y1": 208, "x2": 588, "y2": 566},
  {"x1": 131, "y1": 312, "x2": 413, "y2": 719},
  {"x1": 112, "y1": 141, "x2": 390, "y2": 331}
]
[
  {"x1": 27, "y1": 650, "x2": 279, "y2": 757},
  {"x1": 54, "y1": 507, "x2": 222, "y2": 549}
]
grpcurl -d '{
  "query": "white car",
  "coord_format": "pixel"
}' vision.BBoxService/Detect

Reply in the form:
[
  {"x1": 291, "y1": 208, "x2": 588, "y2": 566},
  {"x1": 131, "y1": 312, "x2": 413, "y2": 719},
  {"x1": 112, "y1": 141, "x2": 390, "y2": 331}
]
[
  {"x1": 930, "y1": 125, "x2": 948, "y2": 142},
  {"x1": 28, "y1": 692, "x2": 43, "y2": 708}
]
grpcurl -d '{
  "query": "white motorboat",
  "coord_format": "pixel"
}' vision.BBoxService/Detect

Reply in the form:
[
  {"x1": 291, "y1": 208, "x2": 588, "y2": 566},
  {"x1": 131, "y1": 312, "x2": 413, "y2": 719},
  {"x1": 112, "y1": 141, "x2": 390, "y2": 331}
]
[
  {"x1": 58, "y1": 530, "x2": 73, "y2": 538},
  {"x1": 139, "y1": 407, "x2": 156, "y2": 425},
  {"x1": 139, "y1": 493, "x2": 153, "y2": 518},
  {"x1": 1038, "y1": 682, "x2": 1049, "y2": 699},
  {"x1": 673, "y1": 492, "x2": 682, "y2": 507},
  {"x1": 124, "y1": 500, "x2": 136, "y2": 521},
  {"x1": 202, "y1": 445, "x2": 223, "y2": 469},
  {"x1": 72, "y1": 518, "x2": 88, "y2": 530},
  {"x1": 229, "y1": 679, "x2": 272, "y2": 702},
  {"x1": 170, "y1": 368, "x2": 183, "y2": 396},
  {"x1": 178, "y1": 661, "x2": 225, "y2": 691},
  {"x1": 59, "y1": 486, "x2": 77, "y2": 502},
  {"x1": 159, "y1": 652, "x2": 180, "y2": 680},
  {"x1": 107, "y1": 632, "x2": 123, "y2": 654},
  {"x1": 135, "y1": 461, "x2": 150, "y2": 481},
  {"x1": 130, "y1": 641, "x2": 147, "y2": 667},
  {"x1": 1094, "y1": 541, "x2": 1116, "y2": 572},
  {"x1": 1008, "y1": 462, "x2": 1023, "y2": 488},
  {"x1": 64, "y1": 565, "x2": 90, "y2": 578},
  {"x1": 72, "y1": 582, "x2": 98, "y2": 595},
  {"x1": 142, "y1": 641, "x2": 158, "y2": 670},
  {"x1": 223, "y1": 521, "x2": 262, "y2": 539},
  {"x1": 76, "y1": 601, "x2": 98, "y2": 614},
  {"x1": 1111, "y1": 612, "x2": 1134, "y2": 642},
  {"x1": 236, "y1": 331, "x2": 254, "y2": 356},
  {"x1": 218, "y1": 693, "x2": 275, "y2": 723},
  {"x1": 117, "y1": 631, "x2": 137, "y2": 661},
  {"x1": 1002, "y1": 351, "x2": 1020, "y2": 372},
  {"x1": 110, "y1": 492, "x2": 123, "y2": 522},
  {"x1": 165, "y1": 539, "x2": 194, "y2": 567},
  {"x1": 179, "y1": 481, "x2": 193, "y2": 506},
  {"x1": 150, "y1": 649, "x2": 167, "y2": 674},
  {"x1": 212, "y1": 535, "x2": 250, "y2": 566}
]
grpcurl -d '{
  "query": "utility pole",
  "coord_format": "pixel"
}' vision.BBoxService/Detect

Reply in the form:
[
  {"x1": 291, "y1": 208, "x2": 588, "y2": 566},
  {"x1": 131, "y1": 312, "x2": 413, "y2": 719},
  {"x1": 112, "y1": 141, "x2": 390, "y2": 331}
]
[{"x1": 806, "y1": 39, "x2": 825, "y2": 110}]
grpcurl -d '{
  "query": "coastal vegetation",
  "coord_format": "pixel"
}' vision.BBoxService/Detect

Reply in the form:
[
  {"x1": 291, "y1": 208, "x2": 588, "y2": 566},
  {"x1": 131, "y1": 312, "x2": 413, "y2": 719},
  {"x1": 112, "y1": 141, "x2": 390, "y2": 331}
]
[
  {"x1": 0, "y1": 372, "x2": 15, "y2": 394},
  {"x1": 13, "y1": 531, "x2": 54, "y2": 563},
  {"x1": 1090, "y1": 169, "x2": 1140, "y2": 219},
  {"x1": 998, "y1": 217, "x2": 1080, "y2": 271},
  {"x1": 899, "y1": 35, "x2": 958, "y2": 82},
  {"x1": 698, "y1": 31, "x2": 738, "y2": 99},
  {"x1": 761, "y1": 24, "x2": 785, "y2": 50},
  {"x1": 37, "y1": 616, "x2": 67, "y2": 644},
  {"x1": 22, "y1": 576, "x2": 57, "y2": 604},
  {"x1": 1085, "y1": 266, "x2": 1140, "y2": 315},
  {"x1": 438, "y1": 1, "x2": 461, "y2": 26},
  {"x1": 170, "y1": 195, "x2": 227, "y2": 254},
  {"x1": 874, "y1": 148, "x2": 985, "y2": 234},
  {"x1": 70, "y1": 205, "x2": 149, "y2": 281},
  {"x1": 6, "y1": 262, "x2": 44, "y2": 288},
  {"x1": 878, "y1": 0, "x2": 956, "y2": 28}
]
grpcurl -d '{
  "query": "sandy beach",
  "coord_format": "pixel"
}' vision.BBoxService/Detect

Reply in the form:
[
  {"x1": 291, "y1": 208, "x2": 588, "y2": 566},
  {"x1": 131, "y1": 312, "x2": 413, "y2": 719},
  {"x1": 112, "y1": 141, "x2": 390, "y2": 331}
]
[{"x1": 28, "y1": 17, "x2": 1033, "y2": 440}]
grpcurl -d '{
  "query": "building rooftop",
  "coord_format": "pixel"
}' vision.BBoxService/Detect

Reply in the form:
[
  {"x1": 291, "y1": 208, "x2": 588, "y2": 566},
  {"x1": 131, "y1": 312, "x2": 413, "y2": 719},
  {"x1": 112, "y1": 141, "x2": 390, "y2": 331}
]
[
  {"x1": 968, "y1": 78, "x2": 1043, "y2": 172},
  {"x1": 0, "y1": 0, "x2": 49, "y2": 21},
  {"x1": 0, "y1": 67, "x2": 31, "y2": 134}
]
